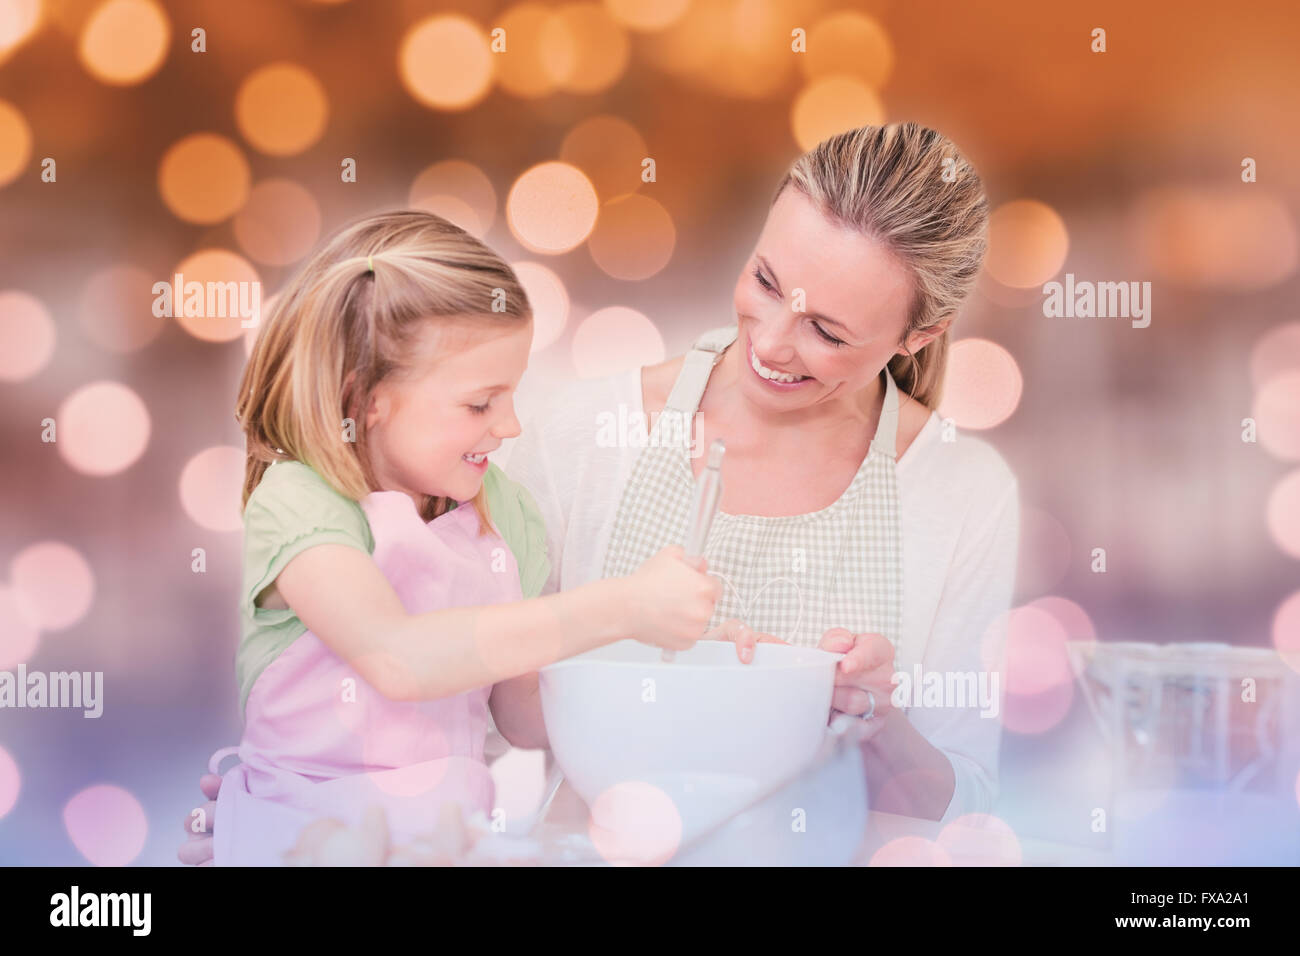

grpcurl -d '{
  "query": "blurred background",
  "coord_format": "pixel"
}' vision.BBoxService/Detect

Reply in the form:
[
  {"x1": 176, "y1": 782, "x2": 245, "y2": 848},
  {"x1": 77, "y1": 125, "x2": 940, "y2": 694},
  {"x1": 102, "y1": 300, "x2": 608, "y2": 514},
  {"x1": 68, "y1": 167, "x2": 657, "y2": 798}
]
[{"x1": 1, "y1": 0, "x2": 1299, "y2": 865}]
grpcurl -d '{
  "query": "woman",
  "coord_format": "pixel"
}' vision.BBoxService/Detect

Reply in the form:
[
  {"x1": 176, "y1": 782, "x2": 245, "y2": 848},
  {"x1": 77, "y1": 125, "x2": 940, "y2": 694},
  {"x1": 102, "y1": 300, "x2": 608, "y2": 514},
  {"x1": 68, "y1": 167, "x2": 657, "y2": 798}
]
[{"x1": 495, "y1": 122, "x2": 1018, "y2": 824}]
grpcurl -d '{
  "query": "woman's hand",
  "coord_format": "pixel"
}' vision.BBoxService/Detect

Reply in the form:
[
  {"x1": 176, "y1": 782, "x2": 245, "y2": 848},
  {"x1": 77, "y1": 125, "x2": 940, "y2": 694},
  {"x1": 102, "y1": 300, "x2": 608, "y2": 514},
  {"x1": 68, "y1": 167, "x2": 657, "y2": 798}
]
[
  {"x1": 819, "y1": 627, "x2": 897, "y2": 739},
  {"x1": 624, "y1": 546, "x2": 722, "y2": 651},
  {"x1": 176, "y1": 772, "x2": 222, "y2": 865},
  {"x1": 704, "y1": 618, "x2": 788, "y2": 663}
]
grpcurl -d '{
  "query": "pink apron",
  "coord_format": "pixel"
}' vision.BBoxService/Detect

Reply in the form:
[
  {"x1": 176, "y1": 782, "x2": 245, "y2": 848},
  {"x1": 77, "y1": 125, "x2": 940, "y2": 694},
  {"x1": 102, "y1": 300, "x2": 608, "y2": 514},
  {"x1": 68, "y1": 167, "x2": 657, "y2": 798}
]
[{"x1": 211, "y1": 491, "x2": 522, "y2": 866}]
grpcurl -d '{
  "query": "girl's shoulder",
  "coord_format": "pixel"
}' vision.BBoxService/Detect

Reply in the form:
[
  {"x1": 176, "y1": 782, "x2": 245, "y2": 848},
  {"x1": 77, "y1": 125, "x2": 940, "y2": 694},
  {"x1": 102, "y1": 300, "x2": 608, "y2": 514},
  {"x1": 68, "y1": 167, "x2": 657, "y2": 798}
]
[
  {"x1": 480, "y1": 462, "x2": 551, "y2": 599},
  {"x1": 244, "y1": 460, "x2": 374, "y2": 551}
]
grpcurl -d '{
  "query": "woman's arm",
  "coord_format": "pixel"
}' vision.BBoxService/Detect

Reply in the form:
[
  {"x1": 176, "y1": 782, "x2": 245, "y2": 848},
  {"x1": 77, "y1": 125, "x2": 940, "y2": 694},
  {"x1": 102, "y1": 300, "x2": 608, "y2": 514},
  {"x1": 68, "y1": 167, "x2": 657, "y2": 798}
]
[{"x1": 276, "y1": 542, "x2": 717, "y2": 702}]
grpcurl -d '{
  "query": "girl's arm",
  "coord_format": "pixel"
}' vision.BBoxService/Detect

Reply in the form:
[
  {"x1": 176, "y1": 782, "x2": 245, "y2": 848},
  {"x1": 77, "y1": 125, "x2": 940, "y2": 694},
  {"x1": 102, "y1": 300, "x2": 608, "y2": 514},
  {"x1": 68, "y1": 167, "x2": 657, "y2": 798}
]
[{"x1": 275, "y1": 542, "x2": 716, "y2": 703}]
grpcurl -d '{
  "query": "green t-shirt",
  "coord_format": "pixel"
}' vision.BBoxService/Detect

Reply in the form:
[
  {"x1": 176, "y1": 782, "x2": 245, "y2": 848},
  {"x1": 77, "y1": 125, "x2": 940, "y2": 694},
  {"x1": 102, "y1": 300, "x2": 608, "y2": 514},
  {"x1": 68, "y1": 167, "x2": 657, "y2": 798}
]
[{"x1": 237, "y1": 459, "x2": 551, "y2": 717}]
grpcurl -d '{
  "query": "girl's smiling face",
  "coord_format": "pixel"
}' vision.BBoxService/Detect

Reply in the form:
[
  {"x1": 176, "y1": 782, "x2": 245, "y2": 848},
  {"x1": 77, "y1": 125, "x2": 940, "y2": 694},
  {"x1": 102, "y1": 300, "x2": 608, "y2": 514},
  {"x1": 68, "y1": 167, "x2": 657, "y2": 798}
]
[
  {"x1": 732, "y1": 187, "x2": 945, "y2": 414},
  {"x1": 364, "y1": 318, "x2": 533, "y2": 506}
]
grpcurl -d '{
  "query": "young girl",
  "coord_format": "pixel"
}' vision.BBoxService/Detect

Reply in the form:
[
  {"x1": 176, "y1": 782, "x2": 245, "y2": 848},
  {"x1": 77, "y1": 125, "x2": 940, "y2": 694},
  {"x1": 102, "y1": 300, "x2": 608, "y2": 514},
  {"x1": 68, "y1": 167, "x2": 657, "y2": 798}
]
[{"x1": 204, "y1": 210, "x2": 719, "y2": 865}]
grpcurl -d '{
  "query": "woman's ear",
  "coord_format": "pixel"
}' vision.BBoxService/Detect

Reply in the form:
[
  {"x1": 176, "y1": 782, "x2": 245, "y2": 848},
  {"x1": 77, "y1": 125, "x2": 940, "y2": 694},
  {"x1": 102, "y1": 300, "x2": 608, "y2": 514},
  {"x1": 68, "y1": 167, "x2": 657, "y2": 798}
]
[{"x1": 899, "y1": 315, "x2": 953, "y2": 355}]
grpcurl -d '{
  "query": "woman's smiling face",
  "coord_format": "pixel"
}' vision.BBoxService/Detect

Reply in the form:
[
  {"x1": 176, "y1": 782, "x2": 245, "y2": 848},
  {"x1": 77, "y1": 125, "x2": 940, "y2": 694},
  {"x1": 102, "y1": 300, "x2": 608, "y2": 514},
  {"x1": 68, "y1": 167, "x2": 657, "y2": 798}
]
[{"x1": 732, "y1": 187, "x2": 926, "y2": 413}]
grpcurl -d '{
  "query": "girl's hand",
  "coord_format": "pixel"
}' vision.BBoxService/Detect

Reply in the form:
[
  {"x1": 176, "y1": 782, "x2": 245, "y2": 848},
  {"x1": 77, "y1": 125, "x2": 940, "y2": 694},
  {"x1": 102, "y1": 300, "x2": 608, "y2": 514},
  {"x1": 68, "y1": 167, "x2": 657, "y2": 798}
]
[
  {"x1": 819, "y1": 627, "x2": 897, "y2": 739},
  {"x1": 705, "y1": 617, "x2": 788, "y2": 664},
  {"x1": 624, "y1": 546, "x2": 721, "y2": 651}
]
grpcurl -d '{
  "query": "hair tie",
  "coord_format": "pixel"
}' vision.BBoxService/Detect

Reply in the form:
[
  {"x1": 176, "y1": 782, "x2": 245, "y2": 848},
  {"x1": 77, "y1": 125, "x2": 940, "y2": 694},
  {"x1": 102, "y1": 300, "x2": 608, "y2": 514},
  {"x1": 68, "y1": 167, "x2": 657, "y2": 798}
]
[{"x1": 366, "y1": 255, "x2": 374, "y2": 273}]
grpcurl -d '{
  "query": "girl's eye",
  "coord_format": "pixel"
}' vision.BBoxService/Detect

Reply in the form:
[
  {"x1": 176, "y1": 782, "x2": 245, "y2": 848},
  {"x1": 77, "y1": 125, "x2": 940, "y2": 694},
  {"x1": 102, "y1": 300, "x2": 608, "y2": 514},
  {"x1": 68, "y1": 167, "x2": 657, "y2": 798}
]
[
  {"x1": 812, "y1": 321, "x2": 845, "y2": 347},
  {"x1": 467, "y1": 402, "x2": 490, "y2": 415},
  {"x1": 751, "y1": 267, "x2": 776, "y2": 293}
]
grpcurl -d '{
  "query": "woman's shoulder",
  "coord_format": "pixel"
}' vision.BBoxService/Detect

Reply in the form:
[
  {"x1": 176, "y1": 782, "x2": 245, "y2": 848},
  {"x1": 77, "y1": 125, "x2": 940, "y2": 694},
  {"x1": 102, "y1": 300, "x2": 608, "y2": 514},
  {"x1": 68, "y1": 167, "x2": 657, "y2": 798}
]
[{"x1": 901, "y1": 406, "x2": 1018, "y2": 501}]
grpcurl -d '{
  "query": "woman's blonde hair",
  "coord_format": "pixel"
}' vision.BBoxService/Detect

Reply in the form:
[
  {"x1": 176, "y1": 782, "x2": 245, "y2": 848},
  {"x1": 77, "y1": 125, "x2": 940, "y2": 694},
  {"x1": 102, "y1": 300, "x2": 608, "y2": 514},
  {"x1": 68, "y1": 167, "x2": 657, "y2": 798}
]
[
  {"x1": 773, "y1": 123, "x2": 989, "y2": 408},
  {"x1": 236, "y1": 210, "x2": 531, "y2": 532}
]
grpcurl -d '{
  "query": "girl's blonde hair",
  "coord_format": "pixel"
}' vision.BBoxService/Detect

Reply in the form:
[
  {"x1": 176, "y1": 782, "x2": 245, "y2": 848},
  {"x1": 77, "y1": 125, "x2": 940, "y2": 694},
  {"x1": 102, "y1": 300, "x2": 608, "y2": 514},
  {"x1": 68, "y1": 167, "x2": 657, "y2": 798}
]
[
  {"x1": 773, "y1": 123, "x2": 989, "y2": 408},
  {"x1": 236, "y1": 210, "x2": 531, "y2": 532}
]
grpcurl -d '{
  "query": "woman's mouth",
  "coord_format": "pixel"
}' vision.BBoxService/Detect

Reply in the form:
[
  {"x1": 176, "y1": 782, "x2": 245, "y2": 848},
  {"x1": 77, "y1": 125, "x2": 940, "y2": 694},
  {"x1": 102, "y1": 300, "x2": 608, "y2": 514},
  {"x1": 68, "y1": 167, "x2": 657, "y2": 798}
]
[{"x1": 748, "y1": 341, "x2": 812, "y2": 388}]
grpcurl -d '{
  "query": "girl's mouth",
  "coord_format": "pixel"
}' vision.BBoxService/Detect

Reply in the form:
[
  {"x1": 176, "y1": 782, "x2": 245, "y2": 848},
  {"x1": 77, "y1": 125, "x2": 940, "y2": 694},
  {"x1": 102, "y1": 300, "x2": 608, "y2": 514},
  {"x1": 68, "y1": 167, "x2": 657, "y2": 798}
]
[
  {"x1": 462, "y1": 452, "x2": 489, "y2": 470},
  {"x1": 748, "y1": 340, "x2": 812, "y2": 389}
]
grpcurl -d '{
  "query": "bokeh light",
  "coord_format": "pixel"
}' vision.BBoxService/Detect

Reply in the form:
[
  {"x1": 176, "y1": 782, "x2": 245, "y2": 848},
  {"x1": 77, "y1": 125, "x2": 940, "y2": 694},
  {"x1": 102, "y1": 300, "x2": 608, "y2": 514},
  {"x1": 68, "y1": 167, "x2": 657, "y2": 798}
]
[
  {"x1": 157, "y1": 133, "x2": 251, "y2": 225},
  {"x1": 511, "y1": 261, "x2": 569, "y2": 353},
  {"x1": 233, "y1": 179, "x2": 322, "y2": 266},
  {"x1": 0, "y1": 745, "x2": 18, "y2": 820},
  {"x1": 179, "y1": 446, "x2": 247, "y2": 532},
  {"x1": 169, "y1": 249, "x2": 261, "y2": 343},
  {"x1": 1001, "y1": 680, "x2": 1075, "y2": 735},
  {"x1": 77, "y1": 0, "x2": 169, "y2": 86},
  {"x1": 63, "y1": 784, "x2": 149, "y2": 866},
  {"x1": 0, "y1": 585, "x2": 40, "y2": 670},
  {"x1": 235, "y1": 63, "x2": 329, "y2": 157},
  {"x1": 408, "y1": 160, "x2": 496, "y2": 237},
  {"x1": 588, "y1": 780, "x2": 681, "y2": 866},
  {"x1": 1015, "y1": 504, "x2": 1072, "y2": 599},
  {"x1": 0, "y1": 290, "x2": 55, "y2": 381},
  {"x1": 78, "y1": 265, "x2": 165, "y2": 354},
  {"x1": 399, "y1": 14, "x2": 493, "y2": 110},
  {"x1": 0, "y1": 0, "x2": 41, "y2": 67},
  {"x1": 604, "y1": 0, "x2": 689, "y2": 32},
  {"x1": 1273, "y1": 590, "x2": 1300, "y2": 675},
  {"x1": 936, "y1": 338, "x2": 1023, "y2": 429},
  {"x1": 868, "y1": 836, "x2": 952, "y2": 866},
  {"x1": 506, "y1": 161, "x2": 599, "y2": 255},
  {"x1": 1131, "y1": 186, "x2": 1298, "y2": 290},
  {"x1": 791, "y1": 76, "x2": 885, "y2": 153},
  {"x1": 936, "y1": 813, "x2": 1022, "y2": 866},
  {"x1": 559, "y1": 115, "x2": 648, "y2": 200},
  {"x1": 651, "y1": 0, "x2": 792, "y2": 100},
  {"x1": 985, "y1": 199, "x2": 1070, "y2": 289},
  {"x1": 801, "y1": 11, "x2": 894, "y2": 89},
  {"x1": 55, "y1": 381, "x2": 151, "y2": 475},
  {"x1": 494, "y1": 3, "x2": 561, "y2": 99},
  {"x1": 1252, "y1": 371, "x2": 1300, "y2": 461},
  {"x1": 1267, "y1": 469, "x2": 1300, "y2": 559},
  {"x1": 539, "y1": 3, "x2": 630, "y2": 94},
  {"x1": 571, "y1": 306, "x2": 665, "y2": 378},
  {"x1": 10, "y1": 541, "x2": 95, "y2": 632},
  {"x1": 587, "y1": 193, "x2": 676, "y2": 280},
  {"x1": 0, "y1": 98, "x2": 32, "y2": 187},
  {"x1": 1028, "y1": 595, "x2": 1096, "y2": 646},
  {"x1": 1250, "y1": 322, "x2": 1300, "y2": 388},
  {"x1": 1001, "y1": 604, "x2": 1073, "y2": 696}
]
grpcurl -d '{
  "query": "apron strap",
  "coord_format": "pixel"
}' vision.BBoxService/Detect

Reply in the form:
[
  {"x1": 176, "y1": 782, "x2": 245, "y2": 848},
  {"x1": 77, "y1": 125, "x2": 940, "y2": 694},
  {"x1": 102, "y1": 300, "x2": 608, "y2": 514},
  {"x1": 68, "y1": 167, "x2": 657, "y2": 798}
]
[{"x1": 664, "y1": 325, "x2": 737, "y2": 415}]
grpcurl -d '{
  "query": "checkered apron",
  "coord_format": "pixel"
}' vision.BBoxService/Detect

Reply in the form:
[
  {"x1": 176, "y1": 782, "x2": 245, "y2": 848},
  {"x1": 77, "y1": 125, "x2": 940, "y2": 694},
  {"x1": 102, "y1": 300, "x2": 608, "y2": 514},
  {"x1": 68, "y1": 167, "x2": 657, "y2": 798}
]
[{"x1": 601, "y1": 325, "x2": 903, "y2": 649}]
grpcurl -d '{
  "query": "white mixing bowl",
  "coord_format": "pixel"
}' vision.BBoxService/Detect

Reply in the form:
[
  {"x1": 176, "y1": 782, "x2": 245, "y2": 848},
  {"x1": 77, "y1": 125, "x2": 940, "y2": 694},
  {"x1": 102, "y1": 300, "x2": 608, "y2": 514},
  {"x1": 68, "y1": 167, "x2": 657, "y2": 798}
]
[{"x1": 539, "y1": 639, "x2": 841, "y2": 859}]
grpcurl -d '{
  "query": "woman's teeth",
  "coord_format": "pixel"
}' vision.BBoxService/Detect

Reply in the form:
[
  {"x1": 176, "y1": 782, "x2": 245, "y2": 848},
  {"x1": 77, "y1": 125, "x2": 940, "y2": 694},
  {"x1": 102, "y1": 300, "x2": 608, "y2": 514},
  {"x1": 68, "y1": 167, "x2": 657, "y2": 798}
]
[
  {"x1": 463, "y1": 453, "x2": 487, "y2": 464},
  {"x1": 750, "y1": 346, "x2": 808, "y2": 383}
]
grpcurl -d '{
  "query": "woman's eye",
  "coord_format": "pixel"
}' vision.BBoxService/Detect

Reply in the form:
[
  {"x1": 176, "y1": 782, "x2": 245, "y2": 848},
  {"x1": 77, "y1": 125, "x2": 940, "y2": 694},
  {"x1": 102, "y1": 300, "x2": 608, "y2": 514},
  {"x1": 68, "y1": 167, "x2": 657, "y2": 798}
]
[
  {"x1": 751, "y1": 267, "x2": 775, "y2": 293},
  {"x1": 812, "y1": 322, "x2": 845, "y2": 347},
  {"x1": 467, "y1": 402, "x2": 490, "y2": 415}
]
